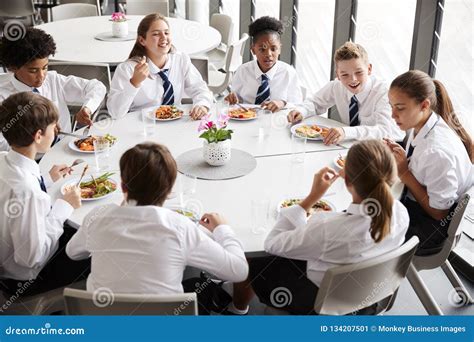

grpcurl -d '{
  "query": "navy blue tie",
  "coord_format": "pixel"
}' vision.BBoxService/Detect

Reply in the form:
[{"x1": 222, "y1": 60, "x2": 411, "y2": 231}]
[
  {"x1": 349, "y1": 95, "x2": 360, "y2": 126},
  {"x1": 255, "y1": 74, "x2": 270, "y2": 105},
  {"x1": 158, "y1": 69, "x2": 174, "y2": 105},
  {"x1": 400, "y1": 144, "x2": 415, "y2": 202},
  {"x1": 38, "y1": 176, "x2": 47, "y2": 193},
  {"x1": 32, "y1": 88, "x2": 39, "y2": 93}
]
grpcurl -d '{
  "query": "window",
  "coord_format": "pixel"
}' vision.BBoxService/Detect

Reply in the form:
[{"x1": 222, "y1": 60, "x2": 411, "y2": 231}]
[
  {"x1": 254, "y1": 0, "x2": 280, "y2": 20},
  {"x1": 221, "y1": 0, "x2": 241, "y2": 42},
  {"x1": 436, "y1": 0, "x2": 474, "y2": 135},
  {"x1": 295, "y1": 0, "x2": 335, "y2": 95},
  {"x1": 355, "y1": 0, "x2": 416, "y2": 82}
]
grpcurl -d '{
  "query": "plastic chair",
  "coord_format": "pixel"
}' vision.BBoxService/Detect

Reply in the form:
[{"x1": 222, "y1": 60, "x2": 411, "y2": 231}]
[
  {"x1": 266, "y1": 236, "x2": 419, "y2": 315},
  {"x1": 57, "y1": 0, "x2": 102, "y2": 16},
  {"x1": 0, "y1": 0, "x2": 37, "y2": 26},
  {"x1": 208, "y1": 33, "x2": 248, "y2": 97},
  {"x1": 125, "y1": 0, "x2": 169, "y2": 16},
  {"x1": 201, "y1": 13, "x2": 234, "y2": 70},
  {"x1": 63, "y1": 288, "x2": 198, "y2": 315},
  {"x1": 407, "y1": 193, "x2": 473, "y2": 315},
  {"x1": 51, "y1": 3, "x2": 98, "y2": 21}
]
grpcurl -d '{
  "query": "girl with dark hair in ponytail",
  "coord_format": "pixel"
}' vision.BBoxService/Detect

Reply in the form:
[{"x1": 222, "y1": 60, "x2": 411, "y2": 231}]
[
  {"x1": 107, "y1": 13, "x2": 213, "y2": 120},
  {"x1": 386, "y1": 70, "x2": 473, "y2": 254},
  {"x1": 225, "y1": 140, "x2": 409, "y2": 315}
]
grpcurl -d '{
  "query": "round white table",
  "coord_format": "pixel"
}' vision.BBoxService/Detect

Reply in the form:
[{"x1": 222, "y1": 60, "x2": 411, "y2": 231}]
[
  {"x1": 36, "y1": 16, "x2": 221, "y2": 64},
  {"x1": 39, "y1": 107, "x2": 359, "y2": 256}
]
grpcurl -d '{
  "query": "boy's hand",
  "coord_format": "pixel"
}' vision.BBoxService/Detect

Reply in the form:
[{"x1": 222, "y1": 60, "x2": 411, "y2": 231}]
[
  {"x1": 75, "y1": 107, "x2": 93, "y2": 126},
  {"x1": 323, "y1": 127, "x2": 345, "y2": 145},
  {"x1": 130, "y1": 57, "x2": 149, "y2": 88},
  {"x1": 224, "y1": 92, "x2": 239, "y2": 105},
  {"x1": 287, "y1": 110, "x2": 303, "y2": 123},
  {"x1": 189, "y1": 105, "x2": 208, "y2": 120},
  {"x1": 262, "y1": 100, "x2": 285, "y2": 113},
  {"x1": 200, "y1": 213, "x2": 228, "y2": 232},
  {"x1": 63, "y1": 185, "x2": 81, "y2": 209},
  {"x1": 49, "y1": 164, "x2": 72, "y2": 182}
]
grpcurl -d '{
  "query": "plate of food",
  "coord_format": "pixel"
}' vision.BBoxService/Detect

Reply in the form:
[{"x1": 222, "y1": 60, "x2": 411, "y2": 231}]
[
  {"x1": 228, "y1": 105, "x2": 258, "y2": 121},
  {"x1": 277, "y1": 197, "x2": 335, "y2": 215},
  {"x1": 291, "y1": 124, "x2": 330, "y2": 140},
  {"x1": 61, "y1": 172, "x2": 118, "y2": 201},
  {"x1": 171, "y1": 207, "x2": 200, "y2": 222},
  {"x1": 334, "y1": 154, "x2": 346, "y2": 170},
  {"x1": 147, "y1": 105, "x2": 184, "y2": 121},
  {"x1": 68, "y1": 134, "x2": 117, "y2": 154}
]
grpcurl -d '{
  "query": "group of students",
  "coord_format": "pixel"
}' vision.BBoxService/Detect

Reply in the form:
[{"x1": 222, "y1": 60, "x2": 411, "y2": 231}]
[{"x1": 0, "y1": 14, "x2": 472, "y2": 315}]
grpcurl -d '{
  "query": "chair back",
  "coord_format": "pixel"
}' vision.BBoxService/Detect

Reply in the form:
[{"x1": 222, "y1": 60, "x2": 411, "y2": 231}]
[
  {"x1": 52, "y1": 3, "x2": 98, "y2": 21},
  {"x1": 191, "y1": 57, "x2": 208, "y2": 83},
  {"x1": 210, "y1": 13, "x2": 233, "y2": 47},
  {"x1": 412, "y1": 193, "x2": 471, "y2": 270},
  {"x1": 47, "y1": 62, "x2": 111, "y2": 91},
  {"x1": 224, "y1": 33, "x2": 248, "y2": 74},
  {"x1": 63, "y1": 288, "x2": 198, "y2": 315},
  {"x1": 314, "y1": 236, "x2": 419, "y2": 315},
  {"x1": 0, "y1": 0, "x2": 35, "y2": 18},
  {"x1": 57, "y1": 0, "x2": 101, "y2": 15},
  {"x1": 126, "y1": 0, "x2": 169, "y2": 16}
]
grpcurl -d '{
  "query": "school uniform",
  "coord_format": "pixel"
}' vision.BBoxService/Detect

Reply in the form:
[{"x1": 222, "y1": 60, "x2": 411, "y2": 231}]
[
  {"x1": 66, "y1": 201, "x2": 248, "y2": 294},
  {"x1": 401, "y1": 112, "x2": 474, "y2": 253},
  {"x1": 295, "y1": 75, "x2": 404, "y2": 141},
  {"x1": 230, "y1": 60, "x2": 304, "y2": 107},
  {"x1": 107, "y1": 51, "x2": 213, "y2": 119},
  {"x1": 0, "y1": 151, "x2": 89, "y2": 297},
  {"x1": 0, "y1": 71, "x2": 106, "y2": 152},
  {"x1": 250, "y1": 201, "x2": 409, "y2": 314}
]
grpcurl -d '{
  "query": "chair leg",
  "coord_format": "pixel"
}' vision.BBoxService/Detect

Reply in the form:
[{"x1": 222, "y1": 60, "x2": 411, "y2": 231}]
[
  {"x1": 406, "y1": 264, "x2": 443, "y2": 315},
  {"x1": 441, "y1": 260, "x2": 474, "y2": 305}
]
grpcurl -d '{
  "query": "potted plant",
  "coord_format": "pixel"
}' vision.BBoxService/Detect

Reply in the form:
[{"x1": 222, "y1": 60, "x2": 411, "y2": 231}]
[
  {"x1": 198, "y1": 113, "x2": 233, "y2": 166},
  {"x1": 110, "y1": 12, "x2": 128, "y2": 38}
]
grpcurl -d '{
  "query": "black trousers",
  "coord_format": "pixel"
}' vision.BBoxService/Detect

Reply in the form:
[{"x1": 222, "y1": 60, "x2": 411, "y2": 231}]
[{"x1": 0, "y1": 223, "x2": 91, "y2": 298}]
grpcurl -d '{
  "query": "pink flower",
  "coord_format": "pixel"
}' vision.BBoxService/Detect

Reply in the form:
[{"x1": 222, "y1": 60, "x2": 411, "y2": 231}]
[
  {"x1": 111, "y1": 12, "x2": 126, "y2": 22},
  {"x1": 197, "y1": 119, "x2": 208, "y2": 132},
  {"x1": 217, "y1": 113, "x2": 229, "y2": 129},
  {"x1": 206, "y1": 121, "x2": 214, "y2": 129}
]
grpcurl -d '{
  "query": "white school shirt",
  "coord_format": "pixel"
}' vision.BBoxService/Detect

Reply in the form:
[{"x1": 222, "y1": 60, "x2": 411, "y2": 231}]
[
  {"x1": 0, "y1": 71, "x2": 106, "y2": 152},
  {"x1": 66, "y1": 202, "x2": 249, "y2": 294},
  {"x1": 264, "y1": 201, "x2": 409, "y2": 287},
  {"x1": 230, "y1": 60, "x2": 304, "y2": 107},
  {"x1": 0, "y1": 150, "x2": 73, "y2": 280},
  {"x1": 295, "y1": 75, "x2": 404, "y2": 141},
  {"x1": 404, "y1": 112, "x2": 474, "y2": 209},
  {"x1": 107, "y1": 52, "x2": 213, "y2": 119}
]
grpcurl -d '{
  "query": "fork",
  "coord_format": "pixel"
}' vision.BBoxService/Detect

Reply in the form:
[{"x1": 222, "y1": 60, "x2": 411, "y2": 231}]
[
  {"x1": 60, "y1": 158, "x2": 86, "y2": 173},
  {"x1": 82, "y1": 125, "x2": 91, "y2": 137},
  {"x1": 76, "y1": 165, "x2": 89, "y2": 187}
]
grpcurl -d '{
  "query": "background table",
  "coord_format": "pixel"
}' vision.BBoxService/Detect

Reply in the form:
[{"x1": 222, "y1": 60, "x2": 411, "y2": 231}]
[{"x1": 36, "y1": 15, "x2": 221, "y2": 64}]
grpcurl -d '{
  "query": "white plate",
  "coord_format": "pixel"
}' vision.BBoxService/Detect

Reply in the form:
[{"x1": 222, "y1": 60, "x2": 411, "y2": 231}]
[
  {"x1": 290, "y1": 123, "x2": 329, "y2": 141},
  {"x1": 61, "y1": 175, "x2": 118, "y2": 201},
  {"x1": 333, "y1": 155, "x2": 346, "y2": 171},
  {"x1": 276, "y1": 197, "x2": 336, "y2": 213},
  {"x1": 68, "y1": 137, "x2": 116, "y2": 154},
  {"x1": 146, "y1": 106, "x2": 184, "y2": 121},
  {"x1": 228, "y1": 105, "x2": 259, "y2": 121},
  {"x1": 169, "y1": 206, "x2": 200, "y2": 222}
]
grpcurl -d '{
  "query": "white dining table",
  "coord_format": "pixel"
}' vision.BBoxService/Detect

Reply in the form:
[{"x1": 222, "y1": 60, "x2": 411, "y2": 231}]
[
  {"x1": 36, "y1": 15, "x2": 221, "y2": 64},
  {"x1": 39, "y1": 106, "x2": 361, "y2": 256}
]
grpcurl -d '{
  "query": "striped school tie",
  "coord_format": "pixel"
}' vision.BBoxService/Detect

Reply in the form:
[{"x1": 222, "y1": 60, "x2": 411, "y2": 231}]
[
  {"x1": 32, "y1": 88, "x2": 39, "y2": 93},
  {"x1": 349, "y1": 95, "x2": 360, "y2": 126},
  {"x1": 255, "y1": 74, "x2": 270, "y2": 105},
  {"x1": 38, "y1": 176, "x2": 47, "y2": 193},
  {"x1": 158, "y1": 69, "x2": 175, "y2": 105},
  {"x1": 400, "y1": 144, "x2": 415, "y2": 202}
]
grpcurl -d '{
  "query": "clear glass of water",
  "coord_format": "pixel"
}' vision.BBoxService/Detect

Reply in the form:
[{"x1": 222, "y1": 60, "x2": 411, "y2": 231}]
[
  {"x1": 257, "y1": 108, "x2": 272, "y2": 138},
  {"x1": 291, "y1": 133, "x2": 307, "y2": 163},
  {"x1": 93, "y1": 137, "x2": 110, "y2": 172},
  {"x1": 251, "y1": 199, "x2": 270, "y2": 235},
  {"x1": 141, "y1": 108, "x2": 156, "y2": 137}
]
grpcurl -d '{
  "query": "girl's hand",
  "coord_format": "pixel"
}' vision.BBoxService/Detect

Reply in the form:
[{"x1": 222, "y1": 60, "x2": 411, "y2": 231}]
[
  {"x1": 224, "y1": 92, "x2": 239, "y2": 105},
  {"x1": 200, "y1": 213, "x2": 228, "y2": 232},
  {"x1": 130, "y1": 57, "x2": 149, "y2": 88},
  {"x1": 262, "y1": 100, "x2": 285, "y2": 113},
  {"x1": 49, "y1": 164, "x2": 72, "y2": 182},
  {"x1": 323, "y1": 127, "x2": 345, "y2": 145},
  {"x1": 300, "y1": 167, "x2": 338, "y2": 213},
  {"x1": 287, "y1": 110, "x2": 303, "y2": 123},
  {"x1": 383, "y1": 139, "x2": 410, "y2": 180},
  {"x1": 189, "y1": 105, "x2": 208, "y2": 120}
]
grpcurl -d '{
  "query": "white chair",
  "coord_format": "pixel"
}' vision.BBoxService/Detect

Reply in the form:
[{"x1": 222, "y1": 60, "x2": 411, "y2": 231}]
[
  {"x1": 55, "y1": 0, "x2": 102, "y2": 16},
  {"x1": 407, "y1": 193, "x2": 473, "y2": 315},
  {"x1": 208, "y1": 33, "x2": 249, "y2": 97},
  {"x1": 265, "y1": 236, "x2": 419, "y2": 315},
  {"x1": 0, "y1": 0, "x2": 37, "y2": 26},
  {"x1": 63, "y1": 288, "x2": 198, "y2": 315},
  {"x1": 52, "y1": 3, "x2": 98, "y2": 21},
  {"x1": 202, "y1": 13, "x2": 234, "y2": 70},
  {"x1": 185, "y1": 0, "x2": 208, "y2": 24},
  {"x1": 125, "y1": 0, "x2": 169, "y2": 16}
]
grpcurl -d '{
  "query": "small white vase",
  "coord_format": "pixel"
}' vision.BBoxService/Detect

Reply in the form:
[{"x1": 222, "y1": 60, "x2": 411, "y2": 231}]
[
  {"x1": 112, "y1": 21, "x2": 128, "y2": 38},
  {"x1": 203, "y1": 140, "x2": 231, "y2": 166}
]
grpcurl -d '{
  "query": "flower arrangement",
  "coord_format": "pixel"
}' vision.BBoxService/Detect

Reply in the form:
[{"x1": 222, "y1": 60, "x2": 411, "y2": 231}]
[
  {"x1": 110, "y1": 12, "x2": 127, "y2": 22},
  {"x1": 198, "y1": 113, "x2": 233, "y2": 144}
]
